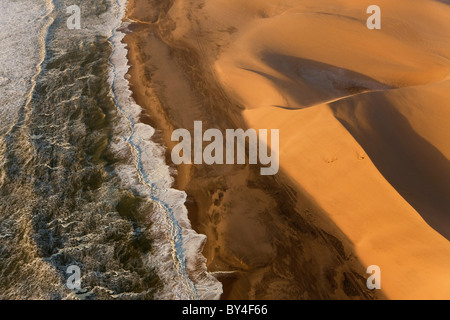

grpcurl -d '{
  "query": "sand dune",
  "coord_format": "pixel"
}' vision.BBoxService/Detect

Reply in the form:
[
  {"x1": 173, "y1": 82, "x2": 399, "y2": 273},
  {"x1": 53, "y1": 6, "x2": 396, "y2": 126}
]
[
  {"x1": 213, "y1": 0, "x2": 450, "y2": 299},
  {"x1": 213, "y1": 0, "x2": 450, "y2": 109},
  {"x1": 126, "y1": 0, "x2": 450, "y2": 299},
  {"x1": 245, "y1": 100, "x2": 450, "y2": 299}
]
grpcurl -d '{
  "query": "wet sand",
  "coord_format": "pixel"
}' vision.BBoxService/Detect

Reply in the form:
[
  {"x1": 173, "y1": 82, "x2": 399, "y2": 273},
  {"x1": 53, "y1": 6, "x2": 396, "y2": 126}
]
[{"x1": 122, "y1": 0, "x2": 384, "y2": 300}]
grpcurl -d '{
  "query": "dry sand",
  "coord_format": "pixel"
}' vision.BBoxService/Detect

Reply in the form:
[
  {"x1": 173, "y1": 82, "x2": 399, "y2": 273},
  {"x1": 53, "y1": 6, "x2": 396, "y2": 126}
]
[{"x1": 123, "y1": 0, "x2": 450, "y2": 299}]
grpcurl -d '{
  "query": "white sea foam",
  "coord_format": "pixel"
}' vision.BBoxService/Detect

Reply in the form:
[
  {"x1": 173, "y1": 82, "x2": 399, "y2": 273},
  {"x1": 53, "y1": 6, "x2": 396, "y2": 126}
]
[
  {"x1": 0, "y1": 0, "x2": 53, "y2": 134},
  {"x1": 106, "y1": 0, "x2": 223, "y2": 300},
  {"x1": 0, "y1": 0, "x2": 222, "y2": 300}
]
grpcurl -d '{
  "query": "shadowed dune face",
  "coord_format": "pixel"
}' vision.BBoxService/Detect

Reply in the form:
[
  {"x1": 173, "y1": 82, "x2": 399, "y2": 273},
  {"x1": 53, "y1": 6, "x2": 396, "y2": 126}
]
[
  {"x1": 330, "y1": 85, "x2": 450, "y2": 239},
  {"x1": 214, "y1": 0, "x2": 450, "y2": 110},
  {"x1": 246, "y1": 54, "x2": 391, "y2": 108}
]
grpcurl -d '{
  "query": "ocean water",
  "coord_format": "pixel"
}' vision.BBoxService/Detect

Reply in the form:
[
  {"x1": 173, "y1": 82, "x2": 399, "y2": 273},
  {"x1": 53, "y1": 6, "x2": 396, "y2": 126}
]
[{"x1": 0, "y1": 0, "x2": 221, "y2": 300}]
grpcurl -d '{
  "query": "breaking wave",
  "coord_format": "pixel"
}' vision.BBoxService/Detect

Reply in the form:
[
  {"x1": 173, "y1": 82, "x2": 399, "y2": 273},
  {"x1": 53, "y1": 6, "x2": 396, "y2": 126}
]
[{"x1": 0, "y1": 0, "x2": 222, "y2": 300}]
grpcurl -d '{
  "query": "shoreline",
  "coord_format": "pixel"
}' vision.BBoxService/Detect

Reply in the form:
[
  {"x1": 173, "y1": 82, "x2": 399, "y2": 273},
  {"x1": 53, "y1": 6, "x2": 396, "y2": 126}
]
[
  {"x1": 109, "y1": 0, "x2": 202, "y2": 299},
  {"x1": 122, "y1": 0, "x2": 382, "y2": 299},
  {"x1": 114, "y1": 0, "x2": 223, "y2": 300}
]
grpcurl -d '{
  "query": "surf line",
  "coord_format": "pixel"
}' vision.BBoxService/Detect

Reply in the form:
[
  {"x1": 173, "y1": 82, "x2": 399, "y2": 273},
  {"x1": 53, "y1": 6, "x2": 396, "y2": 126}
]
[{"x1": 107, "y1": 0, "x2": 198, "y2": 300}]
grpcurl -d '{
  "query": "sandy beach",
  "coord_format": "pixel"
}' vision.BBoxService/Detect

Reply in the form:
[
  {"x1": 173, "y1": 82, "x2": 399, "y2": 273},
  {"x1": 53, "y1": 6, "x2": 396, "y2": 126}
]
[{"x1": 123, "y1": 0, "x2": 450, "y2": 299}]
